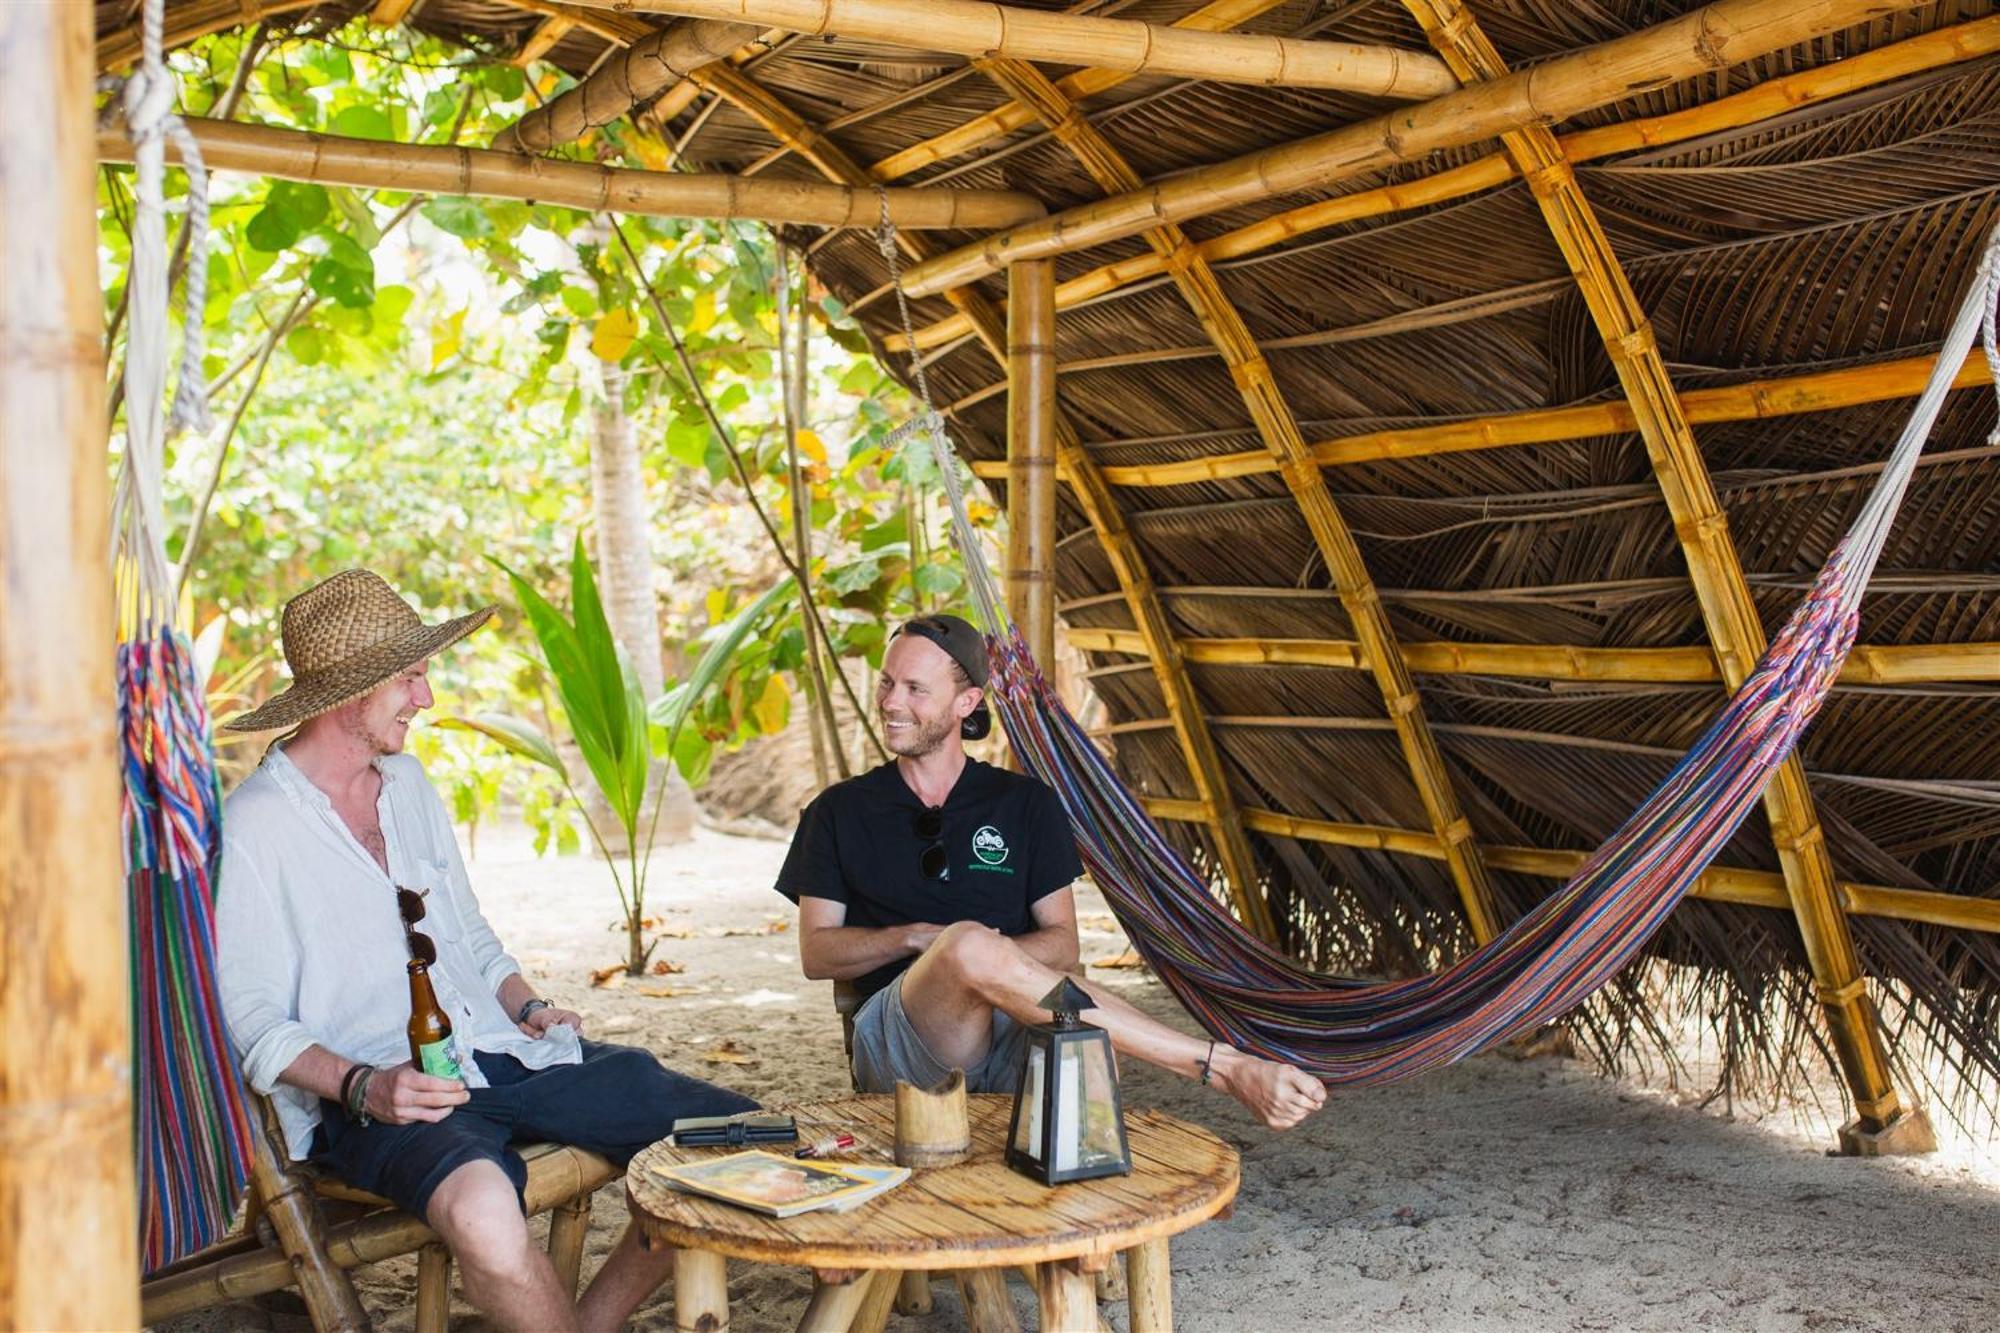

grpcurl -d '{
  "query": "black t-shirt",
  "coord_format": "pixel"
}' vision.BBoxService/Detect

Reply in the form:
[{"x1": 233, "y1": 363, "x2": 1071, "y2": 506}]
[{"x1": 775, "y1": 759, "x2": 1085, "y2": 999}]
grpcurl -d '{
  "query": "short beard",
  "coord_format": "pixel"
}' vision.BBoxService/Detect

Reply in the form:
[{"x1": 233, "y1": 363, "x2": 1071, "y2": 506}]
[
  {"x1": 341, "y1": 706, "x2": 407, "y2": 757},
  {"x1": 883, "y1": 712, "x2": 955, "y2": 759}
]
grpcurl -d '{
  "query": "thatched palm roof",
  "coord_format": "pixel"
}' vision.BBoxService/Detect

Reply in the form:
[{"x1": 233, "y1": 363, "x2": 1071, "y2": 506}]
[{"x1": 103, "y1": 0, "x2": 2000, "y2": 1128}]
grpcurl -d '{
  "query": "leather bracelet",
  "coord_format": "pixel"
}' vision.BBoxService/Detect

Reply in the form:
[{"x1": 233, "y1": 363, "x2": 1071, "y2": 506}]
[
  {"x1": 1198, "y1": 1039, "x2": 1217, "y2": 1086},
  {"x1": 516, "y1": 997, "x2": 551, "y2": 1024},
  {"x1": 346, "y1": 1066, "x2": 377, "y2": 1126},
  {"x1": 338, "y1": 1063, "x2": 367, "y2": 1117}
]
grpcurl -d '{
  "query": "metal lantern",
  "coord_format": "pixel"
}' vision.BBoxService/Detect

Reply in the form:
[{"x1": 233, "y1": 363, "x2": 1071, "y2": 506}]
[{"x1": 1005, "y1": 977, "x2": 1132, "y2": 1185}]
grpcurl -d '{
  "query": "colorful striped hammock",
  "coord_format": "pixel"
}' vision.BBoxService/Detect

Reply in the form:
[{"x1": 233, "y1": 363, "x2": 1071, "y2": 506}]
[
  {"x1": 115, "y1": 0, "x2": 253, "y2": 1269},
  {"x1": 904, "y1": 220, "x2": 2000, "y2": 1087}
]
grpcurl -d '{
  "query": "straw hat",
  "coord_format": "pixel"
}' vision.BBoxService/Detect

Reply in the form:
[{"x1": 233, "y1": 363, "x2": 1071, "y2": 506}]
[{"x1": 224, "y1": 569, "x2": 495, "y2": 733}]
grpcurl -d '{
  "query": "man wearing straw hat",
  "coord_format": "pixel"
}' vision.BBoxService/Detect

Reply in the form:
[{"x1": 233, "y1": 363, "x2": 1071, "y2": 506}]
[
  {"x1": 777, "y1": 613, "x2": 1326, "y2": 1131},
  {"x1": 216, "y1": 569, "x2": 756, "y2": 1333}
]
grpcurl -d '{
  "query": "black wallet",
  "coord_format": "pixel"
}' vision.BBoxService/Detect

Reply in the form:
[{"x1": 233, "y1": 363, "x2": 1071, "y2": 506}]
[{"x1": 669, "y1": 1112, "x2": 798, "y2": 1147}]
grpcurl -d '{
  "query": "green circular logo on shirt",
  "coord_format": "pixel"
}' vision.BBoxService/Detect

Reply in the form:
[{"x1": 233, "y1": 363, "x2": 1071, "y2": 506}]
[{"x1": 971, "y1": 825, "x2": 1010, "y2": 865}]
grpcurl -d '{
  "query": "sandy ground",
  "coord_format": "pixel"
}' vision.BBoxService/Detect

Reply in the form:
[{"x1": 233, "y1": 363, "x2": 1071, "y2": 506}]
[{"x1": 161, "y1": 821, "x2": 1999, "y2": 1333}]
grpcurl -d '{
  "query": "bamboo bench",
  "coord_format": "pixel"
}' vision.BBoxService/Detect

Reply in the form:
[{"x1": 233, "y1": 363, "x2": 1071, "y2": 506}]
[{"x1": 141, "y1": 1098, "x2": 615, "y2": 1332}]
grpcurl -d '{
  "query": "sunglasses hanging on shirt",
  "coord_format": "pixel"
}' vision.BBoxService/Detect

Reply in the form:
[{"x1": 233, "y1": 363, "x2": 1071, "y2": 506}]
[
  {"x1": 396, "y1": 885, "x2": 438, "y2": 965},
  {"x1": 913, "y1": 807, "x2": 949, "y2": 881}
]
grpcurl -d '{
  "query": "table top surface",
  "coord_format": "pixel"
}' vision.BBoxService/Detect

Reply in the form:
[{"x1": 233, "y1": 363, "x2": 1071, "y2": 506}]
[{"x1": 627, "y1": 1095, "x2": 1239, "y2": 1271}]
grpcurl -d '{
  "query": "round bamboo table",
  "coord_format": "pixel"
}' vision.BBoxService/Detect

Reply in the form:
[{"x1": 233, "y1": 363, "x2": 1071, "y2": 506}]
[{"x1": 627, "y1": 1094, "x2": 1238, "y2": 1333}]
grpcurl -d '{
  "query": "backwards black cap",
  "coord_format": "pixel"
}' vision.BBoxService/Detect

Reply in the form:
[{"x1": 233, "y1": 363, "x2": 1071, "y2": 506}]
[{"x1": 897, "y1": 614, "x2": 992, "y2": 739}]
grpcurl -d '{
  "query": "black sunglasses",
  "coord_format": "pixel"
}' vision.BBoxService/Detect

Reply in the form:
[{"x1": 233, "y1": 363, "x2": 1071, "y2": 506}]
[
  {"x1": 913, "y1": 807, "x2": 949, "y2": 882},
  {"x1": 396, "y1": 885, "x2": 438, "y2": 966}
]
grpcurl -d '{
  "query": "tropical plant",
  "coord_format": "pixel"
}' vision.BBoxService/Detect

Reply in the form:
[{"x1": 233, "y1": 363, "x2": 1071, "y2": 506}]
[{"x1": 441, "y1": 537, "x2": 790, "y2": 972}]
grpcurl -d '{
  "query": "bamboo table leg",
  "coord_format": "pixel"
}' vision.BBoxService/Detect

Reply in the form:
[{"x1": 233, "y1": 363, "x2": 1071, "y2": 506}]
[
  {"x1": 675, "y1": 1248, "x2": 729, "y2": 1333},
  {"x1": 414, "y1": 1243, "x2": 451, "y2": 1333},
  {"x1": 848, "y1": 1269, "x2": 901, "y2": 1333},
  {"x1": 1037, "y1": 1257, "x2": 1097, "y2": 1332},
  {"x1": 894, "y1": 1269, "x2": 933, "y2": 1315},
  {"x1": 955, "y1": 1267, "x2": 1022, "y2": 1333},
  {"x1": 1127, "y1": 1238, "x2": 1173, "y2": 1332},
  {"x1": 797, "y1": 1270, "x2": 874, "y2": 1333}
]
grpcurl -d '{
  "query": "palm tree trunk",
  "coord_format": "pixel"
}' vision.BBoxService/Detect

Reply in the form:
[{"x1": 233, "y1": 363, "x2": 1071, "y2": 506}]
[{"x1": 589, "y1": 358, "x2": 695, "y2": 849}]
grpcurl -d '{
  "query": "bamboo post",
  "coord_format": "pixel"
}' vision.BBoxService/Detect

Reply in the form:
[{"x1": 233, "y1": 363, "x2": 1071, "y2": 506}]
[
  {"x1": 1126, "y1": 1238, "x2": 1173, "y2": 1333},
  {"x1": 849, "y1": 1267, "x2": 902, "y2": 1333},
  {"x1": 894, "y1": 1070, "x2": 970, "y2": 1167},
  {"x1": 546, "y1": 1193, "x2": 592, "y2": 1293},
  {"x1": 1037, "y1": 1256, "x2": 1098, "y2": 1331},
  {"x1": 1403, "y1": 0, "x2": 1927, "y2": 1150},
  {"x1": 0, "y1": 3, "x2": 137, "y2": 1327},
  {"x1": 595, "y1": 0, "x2": 1457, "y2": 96},
  {"x1": 99, "y1": 119, "x2": 1046, "y2": 231},
  {"x1": 896, "y1": 0, "x2": 1930, "y2": 295},
  {"x1": 953, "y1": 1268, "x2": 1021, "y2": 1333},
  {"x1": 894, "y1": 1270, "x2": 934, "y2": 1315},
  {"x1": 686, "y1": 61, "x2": 1276, "y2": 939},
  {"x1": 1006, "y1": 258, "x2": 1059, "y2": 673},
  {"x1": 414, "y1": 1243, "x2": 451, "y2": 1333},
  {"x1": 981, "y1": 54, "x2": 1500, "y2": 944},
  {"x1": 496, "y1": 18, "x2": 756, "y2": 152},
  {"x1": 673, "y1": 1248, "x2": 729, "y2": 1332},
  {"x1": 887, "y1": 13, "x2": 2000, "y2": 350}
]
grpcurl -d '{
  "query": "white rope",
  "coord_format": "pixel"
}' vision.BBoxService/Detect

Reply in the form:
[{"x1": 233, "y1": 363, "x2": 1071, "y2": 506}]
[{"x1": 115, "y1": 0, "x2": 216, "y2": 619}]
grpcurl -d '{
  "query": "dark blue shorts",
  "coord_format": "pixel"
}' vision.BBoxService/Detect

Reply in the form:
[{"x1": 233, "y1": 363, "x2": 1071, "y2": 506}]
[{"x1": 311, "y1": 1039, "x2": 757, "y2": 1224}]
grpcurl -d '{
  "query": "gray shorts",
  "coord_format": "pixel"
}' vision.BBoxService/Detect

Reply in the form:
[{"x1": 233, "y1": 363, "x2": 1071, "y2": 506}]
[{"x1": 850, "y1": 973, "x2": 1028, "y2": 1094}]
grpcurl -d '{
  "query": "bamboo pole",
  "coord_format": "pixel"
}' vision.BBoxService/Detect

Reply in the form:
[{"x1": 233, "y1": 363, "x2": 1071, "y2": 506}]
[
  {"x1": 507, "y1": 0, "x2": 660, "y2": 47},
  {"x1": 98, "y1": 0, "x2": 318, "y2": 70},
  {"x1": 692, "y1": 60, "x2": 1276, "y2": 939},
  {"x1": 1062, "y1": 629, "x2": 2000, "y2": 686},
  {"x1": 1402, "y1": 0, "x2": 1916, "y2": 1141},
  {"x1": 1007, "y1": 258, "x2": 1059, "y2": 673},
  {"x1": 0, "y1": 4, "x2": 136, "y2": 1326},
  {"x1": 870, "y1": 0, "x2": 1294, "y2": 183},
  {"x1": 969, "y1": 351, "x2": 1993, "y2": 487},
  {"x1": 982, "y1": 55, "x2": 1503, "y2": 945},
  {"x1": 370, "y1": 0, "x2": 418, "y2": 24},
  {"x1": 590, "y1": 0, "x2": 1457, "y2": 96},
  {"x1": 895, "y1": 0, "x2": 1930, "y2": 297},
  {"x1": 512, "y1": 14, "x2": 580, "y2": 67},
  {"x1": 1139, "y1": 804, "x2": 2000, "y2": 936},
  {"x1": 496, "y1": 19, "x2": 757, "y2": 153},
  {"x1": 98, "y1": 118, "x2": 1045, "y2": 231},
  {"x1": 889, "y1": 12, "x2": 2000, "y2": 349}
]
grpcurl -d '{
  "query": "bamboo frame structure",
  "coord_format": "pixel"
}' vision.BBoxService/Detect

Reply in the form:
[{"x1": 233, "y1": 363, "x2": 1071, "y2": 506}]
[
  {"x1": 1404, "y1": 0, "x2": 1918, "y2": 1142},
  {"x1": 885, "y1": 11, "x2": 2000, "y2": 349},
  {"x1": 968, "y1": 351, "x2": 1994, "y2": 486},
  {"x1": 981, "y1": 54, "x2": 1504, "y2": 944},
  {"x1": 591, "y1": 0, "x2": 1458, "y2": 97},
  {"x1": 1, "y1": 4, "x2": 137, "y2": 1326},
  {"x1": 1139, "y1": 803, "x2": 2000, "y2": 937},
  {"x1": 98, "y1": 118, "x2": 1046, "y2": 230},
  {"x1": 496, "y1": 18, "x2": 757, "y2": 152},
  {"x1": 893, "y1": 0, "x2": 1931, "y2": 297},
  {"x1": 1006, "y1": 259, "x2": 1059, "y2": 674},
  {"x1": 680, "y1": 60, "x2": 1275, "y2": 939},
  {"x1": 1062, "y1": 629, "x2": 2000, "y2": 688},
  {"x1": 98, "y1": 0, "x2": 318, "y2": 70},
  {"x1": 869, "y1": 0, "x2": 1295, "y2": 183},
  {"x1": 369, "y1": 0, "x2": 419, "y2": 25}
]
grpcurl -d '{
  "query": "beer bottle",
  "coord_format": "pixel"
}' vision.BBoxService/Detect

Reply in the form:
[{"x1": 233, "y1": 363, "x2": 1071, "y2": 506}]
[{"x1": 407, "y1": 958, "x2": 464, "y2": 1080}]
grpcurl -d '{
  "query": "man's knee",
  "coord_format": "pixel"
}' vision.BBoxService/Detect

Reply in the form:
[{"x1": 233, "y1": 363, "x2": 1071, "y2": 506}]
[
  {"x1": 427, "y1": 1161, "x2": 534, "y2": 1273},
  {"x1": 928, "y1": 920, "x2": 1023, "y2": 987}
]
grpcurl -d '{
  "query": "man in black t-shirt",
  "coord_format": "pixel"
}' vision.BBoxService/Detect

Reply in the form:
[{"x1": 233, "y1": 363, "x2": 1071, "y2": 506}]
[{"x1": 776, "y1": 615, "x2": 1325, "y2": 1131}]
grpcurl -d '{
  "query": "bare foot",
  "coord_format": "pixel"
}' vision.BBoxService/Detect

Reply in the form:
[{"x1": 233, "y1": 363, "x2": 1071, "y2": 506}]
[{"x1": 1210, "y1": 1048, "x2": 1327, "y2": 1129}]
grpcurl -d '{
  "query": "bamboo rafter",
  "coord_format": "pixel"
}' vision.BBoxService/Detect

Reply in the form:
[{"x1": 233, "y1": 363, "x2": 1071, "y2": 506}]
[
  {"x1": 496, "y1": 18, "x2": 757, "y2": 152},
  {"x1": 888, "y1": 10, "x2": 2000, "y2": 351},
  {"x1": 893, "y1": 0, "x2": 1934, "y2": 298},
  {"x1": 1403, "y1": 0, "x2": 1912, "y2": 1136},
  {"x1": 1140, "y1": 803, "x2": 2000, "y2": 937},
  {"x1": 98, "y1": 117, "x2": 1046, "y2": 230},
  {"x1": 1062, "y1": 629, "x2": 2000, "y2": 687},
  {"x1": 98, "y1": 0, "x2": 318, "y2": 70},
  {"x1": 968, "y1": 351, "x2": 1994, "y2": 486},
  {"x1": 980, "y1": 54, "x2": 1503, "y2": 945},
  {"x1": 369, "y1": 0, "x2": 418, "y2": 25},
  {"x1": 687, "y1": 58, "x2": 1275, "y2": 939},
  {"x1": 582, "y1": 0, "x2": 1458, "y2": 97},
  {"x1": 512, "y1": 14, "x2": 578, "y2": 67},
  {"x1": 867, "y1": 0, "x2": 1296, "y2": 183}
]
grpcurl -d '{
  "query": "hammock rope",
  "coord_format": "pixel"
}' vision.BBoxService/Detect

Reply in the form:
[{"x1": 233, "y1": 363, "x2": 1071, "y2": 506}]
[
  {"x1": 112, "y1": 0, "x2": 252, "y2": 1270},
  {"x1": 876, "y1": 198, "x2": 2000, "y2": 1086}
]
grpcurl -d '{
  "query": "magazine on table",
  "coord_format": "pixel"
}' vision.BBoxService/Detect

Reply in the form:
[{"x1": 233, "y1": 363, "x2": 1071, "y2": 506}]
[{"x1": 650, "y1": 1150, "x2": 910, "y2": 1218}]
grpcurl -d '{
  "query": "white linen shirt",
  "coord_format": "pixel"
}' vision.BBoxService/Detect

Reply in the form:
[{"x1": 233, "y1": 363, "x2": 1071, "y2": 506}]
[{"x1": 216, "y1": 746, "x2": 580, "y2": 1158}]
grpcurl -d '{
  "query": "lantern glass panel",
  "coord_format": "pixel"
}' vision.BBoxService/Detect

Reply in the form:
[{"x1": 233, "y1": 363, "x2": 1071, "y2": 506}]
[{"x1": 1012, "y1": 1042, "x2": 1047, "y2": 1164}]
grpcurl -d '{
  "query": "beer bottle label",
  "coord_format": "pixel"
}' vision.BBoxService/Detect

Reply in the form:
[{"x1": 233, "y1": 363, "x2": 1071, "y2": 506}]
[{"x1": 417, "y1": 1037, "x2": 463, "y2": 1081}]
